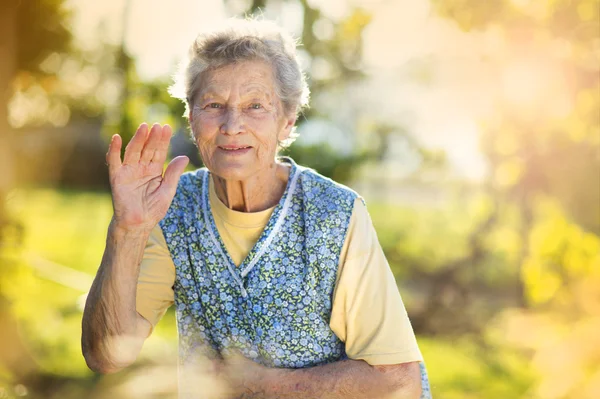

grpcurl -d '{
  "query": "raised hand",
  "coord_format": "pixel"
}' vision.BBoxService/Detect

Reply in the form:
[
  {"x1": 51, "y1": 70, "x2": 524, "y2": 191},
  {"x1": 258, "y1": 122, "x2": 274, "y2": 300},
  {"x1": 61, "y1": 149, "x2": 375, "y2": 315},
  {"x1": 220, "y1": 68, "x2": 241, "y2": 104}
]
[{"x1": 106, "y1": 123, "x2": 189, "y2": 233}]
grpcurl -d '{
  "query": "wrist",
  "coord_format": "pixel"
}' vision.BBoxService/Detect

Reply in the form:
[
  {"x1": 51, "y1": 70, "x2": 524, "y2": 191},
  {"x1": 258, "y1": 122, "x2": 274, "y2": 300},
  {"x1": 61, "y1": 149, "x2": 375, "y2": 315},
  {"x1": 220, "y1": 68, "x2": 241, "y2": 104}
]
[{"x1": 109, "y1": 217, "x2": 152, "y2": 240}]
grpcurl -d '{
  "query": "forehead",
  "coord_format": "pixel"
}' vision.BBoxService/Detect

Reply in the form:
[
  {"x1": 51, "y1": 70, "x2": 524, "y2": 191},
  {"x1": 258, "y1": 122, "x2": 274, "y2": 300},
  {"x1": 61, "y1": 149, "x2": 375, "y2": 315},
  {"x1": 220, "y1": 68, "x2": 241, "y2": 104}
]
[{"x1": 199, "y1": 60, "x2": 277, "y2": 96}]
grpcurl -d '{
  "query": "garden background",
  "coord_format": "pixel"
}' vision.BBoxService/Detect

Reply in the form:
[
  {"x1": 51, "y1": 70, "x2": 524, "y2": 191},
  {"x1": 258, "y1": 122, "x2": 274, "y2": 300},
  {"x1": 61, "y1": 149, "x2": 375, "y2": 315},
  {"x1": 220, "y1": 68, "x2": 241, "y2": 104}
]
[{"x1": 0, "y1": 0, "x2": 598, "y2": 398}]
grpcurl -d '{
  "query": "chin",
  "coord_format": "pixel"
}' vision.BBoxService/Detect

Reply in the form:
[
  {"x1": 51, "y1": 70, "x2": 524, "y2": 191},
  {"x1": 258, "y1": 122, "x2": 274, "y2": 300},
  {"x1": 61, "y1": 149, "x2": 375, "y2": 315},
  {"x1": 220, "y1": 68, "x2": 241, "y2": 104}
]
[{"x1": 209, "y1": 162, "x2": 255, "y2": 182}]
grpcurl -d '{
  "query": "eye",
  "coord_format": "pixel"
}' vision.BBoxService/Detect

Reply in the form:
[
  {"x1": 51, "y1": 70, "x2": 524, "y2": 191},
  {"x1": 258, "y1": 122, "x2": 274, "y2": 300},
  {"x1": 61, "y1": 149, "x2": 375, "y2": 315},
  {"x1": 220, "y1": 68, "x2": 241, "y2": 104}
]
[
  {"x1": 206, "y1": 103, "x2": 223, "y2": 109},
  {"x1": 249, "y1": 103, "x2": 263, "y2": 110}
]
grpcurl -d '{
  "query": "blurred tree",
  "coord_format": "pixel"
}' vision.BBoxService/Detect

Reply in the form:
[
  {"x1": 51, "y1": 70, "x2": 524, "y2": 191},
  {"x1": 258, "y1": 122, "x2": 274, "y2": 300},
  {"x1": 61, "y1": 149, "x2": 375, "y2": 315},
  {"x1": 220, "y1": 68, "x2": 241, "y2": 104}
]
[
  {"x1": 403, "y1": 0, "x2": 600, "y2": 330},
  {"x1": 0, "y1": 0, "x2": 72, "y2": 190},
  {"x1": 432, "y1": 0, "x2": 600, "y2": 231},
  {"x1": 422, "y1": 0, "x2": 600, "y2": 397},
  {"x1": 0, "y1": 0, "x2": 74, "y2": 395}
]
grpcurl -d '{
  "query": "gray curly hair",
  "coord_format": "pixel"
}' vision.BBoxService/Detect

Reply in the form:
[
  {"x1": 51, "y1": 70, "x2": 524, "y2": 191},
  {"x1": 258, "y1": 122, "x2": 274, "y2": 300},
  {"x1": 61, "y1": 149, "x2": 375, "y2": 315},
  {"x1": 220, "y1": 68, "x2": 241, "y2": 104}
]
[{"x1": 169, "y1": 18, "x2": 310, "y2": 147}]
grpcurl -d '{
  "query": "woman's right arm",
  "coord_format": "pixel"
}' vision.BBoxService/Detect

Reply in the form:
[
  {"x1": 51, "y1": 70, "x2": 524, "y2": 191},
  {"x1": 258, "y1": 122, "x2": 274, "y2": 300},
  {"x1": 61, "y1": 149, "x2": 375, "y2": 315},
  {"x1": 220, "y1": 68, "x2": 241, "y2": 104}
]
[{"x1": 81, "y1": 123, "x2": 188, "y2": 374}]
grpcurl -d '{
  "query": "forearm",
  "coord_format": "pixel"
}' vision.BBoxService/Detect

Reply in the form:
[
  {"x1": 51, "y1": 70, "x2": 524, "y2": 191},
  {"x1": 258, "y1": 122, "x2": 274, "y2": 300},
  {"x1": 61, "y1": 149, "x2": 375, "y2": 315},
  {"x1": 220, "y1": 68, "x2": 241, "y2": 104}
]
[
  {"x1": 81, "y1": 219, "x2": 151, "y2": 373},
  {"x1": 247, "y1": 359, "x2": 421, "y2": 399}
]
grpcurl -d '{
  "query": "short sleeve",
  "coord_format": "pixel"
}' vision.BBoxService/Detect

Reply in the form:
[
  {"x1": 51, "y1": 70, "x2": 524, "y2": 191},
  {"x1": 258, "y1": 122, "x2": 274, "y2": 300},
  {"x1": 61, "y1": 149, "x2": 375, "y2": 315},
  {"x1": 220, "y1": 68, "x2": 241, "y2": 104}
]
[
  {"x1": 136, "y1": 224, "x2": 176, "y2": 336},
  {"x1": 329, "y1": 198, "x2": 423, "y2": 365}
]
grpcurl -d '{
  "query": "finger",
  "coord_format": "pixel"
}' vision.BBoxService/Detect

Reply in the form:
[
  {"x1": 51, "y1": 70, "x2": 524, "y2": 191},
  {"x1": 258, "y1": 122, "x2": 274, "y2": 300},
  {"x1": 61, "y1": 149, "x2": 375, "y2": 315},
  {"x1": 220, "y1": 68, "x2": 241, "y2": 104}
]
[
  {"x1": 140, "y1": 123, "x2": 162, "y2": 164},
  {"x1": 106, "y1": 134, "x2": 122, "y2": 176},
  {"x1": 151, "y1": 124, "x2": 173, "y2": 165},
  {"x1": 162, "y1": 156, "x2": 189, "y2": 196},
  {"x1": 123, "y1": 123, "x2": 149, "y2": 164}
]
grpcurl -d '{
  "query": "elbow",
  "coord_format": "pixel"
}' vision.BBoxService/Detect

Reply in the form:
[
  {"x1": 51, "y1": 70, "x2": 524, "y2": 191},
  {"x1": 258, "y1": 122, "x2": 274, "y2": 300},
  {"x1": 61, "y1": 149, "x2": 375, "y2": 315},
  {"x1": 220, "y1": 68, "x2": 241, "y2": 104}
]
[
  {"x1": 82, "y1": 348, "x2": 124, "y2": 374},
  {"x1": 80, "y1": 297, "x2": 146, "y2": 374},
  {"x1": 82, "y1": 347, "x2": 139, "y2": 374},
  {"x1": 81, "y1": 335, "x2": 140, "y2": 374},
  {"x1": 388, "y1": 374, "x2": 421, "y2": 399},
  {"x1": 84, "y1": 357, "x2": 119, "y2": 375},
  {"x1": 375, "y1": 361, "x2": 423, "y2": 399},
  {"x1": 397, "y1": 362, "x2": 422, "y2": 399},
  {"x1": 404, "y1": 378, "x2": 422, "y2": 399}
]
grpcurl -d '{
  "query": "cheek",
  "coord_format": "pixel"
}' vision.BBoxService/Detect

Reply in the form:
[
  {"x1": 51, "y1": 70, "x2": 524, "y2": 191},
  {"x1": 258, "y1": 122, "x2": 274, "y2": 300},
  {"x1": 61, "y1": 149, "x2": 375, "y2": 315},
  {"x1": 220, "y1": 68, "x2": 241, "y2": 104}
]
[
  {"x1": 251, "y1": 125, "x2": 279, "y2": 161},
  {"x1": 191, "y1": 114, "x2": 219, "y2": 162},
  {"x1": 247, "y1": 113, "x2": 281, "y2": 148},
  {"x1": 197, "y1": 140, "x2": 212, "y2": 158},
  {"x1": 193, "y1": 113, "x2": 219, "y2": 140}
]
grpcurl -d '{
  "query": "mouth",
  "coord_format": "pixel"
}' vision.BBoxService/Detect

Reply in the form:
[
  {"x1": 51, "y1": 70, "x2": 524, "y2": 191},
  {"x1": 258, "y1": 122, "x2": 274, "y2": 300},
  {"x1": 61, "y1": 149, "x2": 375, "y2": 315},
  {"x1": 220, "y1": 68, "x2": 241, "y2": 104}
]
[
  {"x1": 219, "y1": 146, "x2": 252, "y2": 151},
  {"x1": 218, "y1": 145, "x2": 252, "y2": 155}
]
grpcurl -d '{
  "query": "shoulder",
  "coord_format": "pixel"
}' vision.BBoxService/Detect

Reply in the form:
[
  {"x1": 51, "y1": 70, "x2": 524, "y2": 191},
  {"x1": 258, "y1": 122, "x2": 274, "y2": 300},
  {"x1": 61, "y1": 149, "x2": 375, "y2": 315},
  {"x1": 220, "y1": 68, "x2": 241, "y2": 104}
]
[
  {"x1": 348, "y1": 197, "x2": 371, "y2": 233},
  {"x1": 296, "y1": 165, "x2": 362, "y2": 209},
  {"x1": 342, "y1": 198, "x2": 377, "y2": 262}
]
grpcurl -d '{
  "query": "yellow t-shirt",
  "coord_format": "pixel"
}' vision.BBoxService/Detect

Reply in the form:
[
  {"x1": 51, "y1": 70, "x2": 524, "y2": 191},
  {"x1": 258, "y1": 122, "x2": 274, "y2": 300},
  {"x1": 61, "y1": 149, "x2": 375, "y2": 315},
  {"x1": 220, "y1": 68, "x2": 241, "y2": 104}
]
[{"x1": 136, "y1": 178, "x2": 423, "y2": 365}]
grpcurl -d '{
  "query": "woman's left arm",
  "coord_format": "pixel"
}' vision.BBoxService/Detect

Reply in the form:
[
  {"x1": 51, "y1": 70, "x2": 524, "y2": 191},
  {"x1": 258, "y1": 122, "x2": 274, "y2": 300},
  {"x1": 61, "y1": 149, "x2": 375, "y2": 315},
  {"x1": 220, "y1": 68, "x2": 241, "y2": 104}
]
[{"x1": 228, "y1": 355, "x2": 421, "y2": 399}]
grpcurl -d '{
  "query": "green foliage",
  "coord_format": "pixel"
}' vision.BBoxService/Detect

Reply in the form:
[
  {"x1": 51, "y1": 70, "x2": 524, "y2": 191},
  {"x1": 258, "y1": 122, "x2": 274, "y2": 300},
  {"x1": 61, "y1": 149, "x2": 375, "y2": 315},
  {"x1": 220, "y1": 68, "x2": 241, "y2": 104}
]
[
  {"x1": 3, "y1": 189, "x2": 111, "y2": 375},
  {"x1": 368, "y1": 198, "x2": 477, "y2": 274},
  {"x1": 15, "y1": 0, "x2": 72, "y2": 74},
  {"x1": 2, "y1": 189, "x2": 177, "y2": 395},
  {"x1": 419, "y1": 336, "x2": 534, "y2": 399},
  {"x1": 423, "y1": 2, "x2": 600, "y2": 396},
  {"x1": 2, "y1": 0, "x2": 598, "y2": 397},
  {"x1": 283, "y1": 143, "x2": 371, "y2": 183}
]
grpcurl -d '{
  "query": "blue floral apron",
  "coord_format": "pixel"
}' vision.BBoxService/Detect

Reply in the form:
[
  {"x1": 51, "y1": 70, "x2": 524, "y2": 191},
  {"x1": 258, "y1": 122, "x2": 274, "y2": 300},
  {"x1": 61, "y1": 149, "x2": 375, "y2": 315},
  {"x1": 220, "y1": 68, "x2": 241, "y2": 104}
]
[{"x1": 160, "y1": 157, "x2": 432, "y2": 398}]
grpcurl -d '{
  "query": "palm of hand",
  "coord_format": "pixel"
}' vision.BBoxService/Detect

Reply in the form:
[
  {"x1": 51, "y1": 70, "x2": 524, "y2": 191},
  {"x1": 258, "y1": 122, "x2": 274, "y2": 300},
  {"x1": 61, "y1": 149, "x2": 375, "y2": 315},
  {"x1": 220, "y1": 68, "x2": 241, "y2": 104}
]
[{"x1": 106, "y1": 123, "x2": 189, "y2": 232}]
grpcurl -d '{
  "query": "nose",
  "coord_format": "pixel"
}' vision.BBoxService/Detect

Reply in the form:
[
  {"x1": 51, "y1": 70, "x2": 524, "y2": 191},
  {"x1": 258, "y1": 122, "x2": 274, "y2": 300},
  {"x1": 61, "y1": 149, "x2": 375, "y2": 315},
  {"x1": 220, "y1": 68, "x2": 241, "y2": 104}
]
[{"x1": 220, "y1": 108, "x2": 245, "y2": 136}]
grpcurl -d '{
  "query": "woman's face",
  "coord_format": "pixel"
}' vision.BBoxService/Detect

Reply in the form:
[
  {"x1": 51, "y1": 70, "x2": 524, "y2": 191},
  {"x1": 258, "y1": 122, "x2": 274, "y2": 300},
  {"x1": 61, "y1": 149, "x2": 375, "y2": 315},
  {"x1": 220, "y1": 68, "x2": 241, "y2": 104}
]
[{"x1": 189, "y1": 60, "x2": 295, "y2": 181}]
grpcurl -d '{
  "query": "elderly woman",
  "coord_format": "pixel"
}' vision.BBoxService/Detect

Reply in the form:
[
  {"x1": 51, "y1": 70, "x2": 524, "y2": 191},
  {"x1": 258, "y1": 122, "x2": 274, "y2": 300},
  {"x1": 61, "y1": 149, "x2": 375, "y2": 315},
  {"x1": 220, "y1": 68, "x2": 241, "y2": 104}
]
[{"x1": 82, "y1": 19, "x2": 431, "y2": 399}]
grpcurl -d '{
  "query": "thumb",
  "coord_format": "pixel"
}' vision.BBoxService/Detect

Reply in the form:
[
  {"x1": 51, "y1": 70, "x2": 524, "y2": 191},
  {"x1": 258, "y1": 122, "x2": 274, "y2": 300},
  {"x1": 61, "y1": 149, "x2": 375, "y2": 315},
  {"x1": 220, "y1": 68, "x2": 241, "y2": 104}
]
[{"x1": 162, "y1": 155, "x2": 189, "y2": 196}]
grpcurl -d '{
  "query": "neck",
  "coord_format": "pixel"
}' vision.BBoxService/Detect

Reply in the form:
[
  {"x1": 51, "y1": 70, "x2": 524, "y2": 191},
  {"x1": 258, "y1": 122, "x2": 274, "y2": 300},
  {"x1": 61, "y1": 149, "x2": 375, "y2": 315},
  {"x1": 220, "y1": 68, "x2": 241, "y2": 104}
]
[{"x1": 212, "y1": 161, "x2": 290, "y2": 213}]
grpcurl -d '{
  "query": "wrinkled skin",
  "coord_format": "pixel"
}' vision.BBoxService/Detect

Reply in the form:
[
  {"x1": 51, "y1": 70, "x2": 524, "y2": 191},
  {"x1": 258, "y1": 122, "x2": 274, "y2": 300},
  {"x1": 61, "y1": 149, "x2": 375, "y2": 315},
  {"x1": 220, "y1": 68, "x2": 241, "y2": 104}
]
[{"x1": 189, "y1": 60, "x2": 296, "y2": 212}]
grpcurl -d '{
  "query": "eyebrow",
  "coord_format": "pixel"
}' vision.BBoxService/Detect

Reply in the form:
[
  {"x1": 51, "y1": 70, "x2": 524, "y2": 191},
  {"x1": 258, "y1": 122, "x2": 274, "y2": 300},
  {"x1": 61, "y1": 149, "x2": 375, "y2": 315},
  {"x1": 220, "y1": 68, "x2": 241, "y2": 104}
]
[
  {"x1": 197, "y1": 91, "x2": 221, "y2": 101},
  {"x1": 196, "y1": 91, "x2": 271, "y2": 104},
  {"x1": 196, "y1": 81, "x2": 274, "y2": 104},
  {"x1": 241, "y1": 81, "x2": 273, "y2": 94}
]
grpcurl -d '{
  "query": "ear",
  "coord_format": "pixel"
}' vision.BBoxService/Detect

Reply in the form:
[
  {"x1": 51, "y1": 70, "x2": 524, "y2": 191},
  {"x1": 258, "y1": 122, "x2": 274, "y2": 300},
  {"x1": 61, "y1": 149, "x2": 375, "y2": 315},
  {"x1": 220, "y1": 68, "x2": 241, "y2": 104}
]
[{"x1": 278, "y1": 114, "x2": 297, "y2": 142}]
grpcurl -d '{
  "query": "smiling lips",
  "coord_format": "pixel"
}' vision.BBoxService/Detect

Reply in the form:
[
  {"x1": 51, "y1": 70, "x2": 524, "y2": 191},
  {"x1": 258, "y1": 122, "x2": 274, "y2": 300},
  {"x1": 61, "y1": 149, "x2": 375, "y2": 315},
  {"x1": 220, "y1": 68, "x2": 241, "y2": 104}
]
[
  {"x1": 220, "y1": 145, "x2": 251, "y2": 150},
  {"x1": 218, "y1": 145, "x2": 252, "y2": 154}
]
